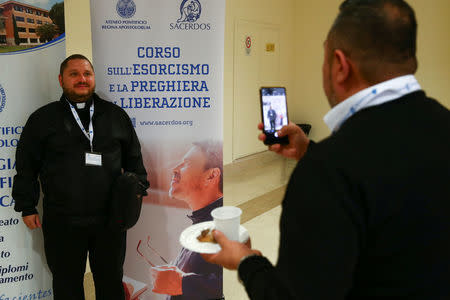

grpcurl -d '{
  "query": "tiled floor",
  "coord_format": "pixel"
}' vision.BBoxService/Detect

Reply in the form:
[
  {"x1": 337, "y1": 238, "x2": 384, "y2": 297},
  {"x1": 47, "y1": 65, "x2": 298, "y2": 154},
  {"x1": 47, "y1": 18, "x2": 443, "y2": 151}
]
[
  {"x1": 224, "y1": 151, "x2": 292, "y2": 207},
  {"x1": 223, "y1": 205, "x2": 282, "y2": 299},
  {"x1": 84, "y1": 151, "x2": 292, "y2": 299}
]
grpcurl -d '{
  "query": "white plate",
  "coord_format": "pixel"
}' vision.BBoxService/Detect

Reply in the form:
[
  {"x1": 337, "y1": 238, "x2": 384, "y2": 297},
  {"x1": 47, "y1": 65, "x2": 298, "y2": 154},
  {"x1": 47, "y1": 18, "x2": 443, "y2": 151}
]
[{"x1": 179, "y1": 221, "x2": 249, "y2": 254}]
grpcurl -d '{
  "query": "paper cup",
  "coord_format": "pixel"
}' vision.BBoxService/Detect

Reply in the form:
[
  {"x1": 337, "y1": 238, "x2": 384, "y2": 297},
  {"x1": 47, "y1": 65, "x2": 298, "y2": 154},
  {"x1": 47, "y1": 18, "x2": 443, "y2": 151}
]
[{"x1": 211, "y1": 206, "x2": 242, "y2": 241}]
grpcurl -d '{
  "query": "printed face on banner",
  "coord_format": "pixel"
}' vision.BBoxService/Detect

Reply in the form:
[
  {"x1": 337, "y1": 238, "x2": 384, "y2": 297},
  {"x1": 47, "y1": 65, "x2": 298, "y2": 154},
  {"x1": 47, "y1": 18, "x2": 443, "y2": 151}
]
[
  {"x1": 168, "y1": 141, "x2": 222, "y2": 210},
  {"x1": 59, "y1": 59, "x2": 96, "y2": 102},
  {"x1": 169, "y1": 145, "x2": 207, "y2": 204}
]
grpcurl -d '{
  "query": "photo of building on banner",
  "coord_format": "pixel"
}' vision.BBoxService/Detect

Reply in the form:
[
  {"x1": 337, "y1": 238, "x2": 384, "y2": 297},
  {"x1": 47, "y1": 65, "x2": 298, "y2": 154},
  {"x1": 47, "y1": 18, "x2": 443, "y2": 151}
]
[
  {"x1": 90, "y1": 0, "x2": 225, "y2": 299},
  {"x1": 0, "y1": 0, "x2": 64, "y2": 53}
]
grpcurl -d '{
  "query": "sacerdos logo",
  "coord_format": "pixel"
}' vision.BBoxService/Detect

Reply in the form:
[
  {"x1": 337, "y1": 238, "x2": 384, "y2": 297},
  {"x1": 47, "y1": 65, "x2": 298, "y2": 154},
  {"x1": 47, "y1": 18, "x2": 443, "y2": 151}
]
[
  {"x1": 0, "y1": 84, "x2": 6, "y2": 114},
  {"x1": 177, "y1": 0, "x2": 201, "y2": 23},
  {"x1": 170, "y1": 0, "x2": 210, "y2": 31},
  {"x1": 116, "y1": 0, "x2": 136, "y2": 19}
]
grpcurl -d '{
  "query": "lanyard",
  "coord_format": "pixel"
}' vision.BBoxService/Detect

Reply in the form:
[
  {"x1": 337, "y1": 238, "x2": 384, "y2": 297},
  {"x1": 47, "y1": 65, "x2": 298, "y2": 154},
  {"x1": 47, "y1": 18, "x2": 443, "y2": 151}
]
[
  {"x1": 67, "y1": 99, "x2": 95, "y2": 152},
  {"x1": 325, "y1": 75, "x2": 421, "y2": 132}
]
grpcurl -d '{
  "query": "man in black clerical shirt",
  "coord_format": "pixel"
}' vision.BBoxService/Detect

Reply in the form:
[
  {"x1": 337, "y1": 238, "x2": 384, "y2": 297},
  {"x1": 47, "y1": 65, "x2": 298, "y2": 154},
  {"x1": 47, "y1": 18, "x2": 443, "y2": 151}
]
[
  {"x1": 13, "y1": 54, "x2": 149, "y2": 300},
  {"x1": 267, "y1": 105, "x2": 277, "y2": 132}
]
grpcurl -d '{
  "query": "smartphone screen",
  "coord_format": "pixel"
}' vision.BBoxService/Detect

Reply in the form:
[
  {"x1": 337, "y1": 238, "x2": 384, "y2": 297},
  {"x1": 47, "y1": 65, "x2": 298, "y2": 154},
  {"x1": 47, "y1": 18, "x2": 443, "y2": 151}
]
[{"x1": 260, "y1": 87, "x2": 289, "y2": 145}]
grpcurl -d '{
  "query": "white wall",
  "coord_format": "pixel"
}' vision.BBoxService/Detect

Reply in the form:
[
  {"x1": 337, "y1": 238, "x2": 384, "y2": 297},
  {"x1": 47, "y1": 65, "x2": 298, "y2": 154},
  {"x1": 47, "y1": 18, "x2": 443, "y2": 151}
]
[
  {"x1": 292, "y1": 0, "x2": 450, "y2": 142},
  {"x1": 65, "y1": 0, "x2": 92, "y2": 59},
  {"x1": 292, "y1": 0, "x2": 342, "y2": 142},
  {"x1": 224, "y1": 0, "x2": 296, "y2": 163},
  {"x1": 410, "y1": 0, "x2": 450, "y2": 109}
]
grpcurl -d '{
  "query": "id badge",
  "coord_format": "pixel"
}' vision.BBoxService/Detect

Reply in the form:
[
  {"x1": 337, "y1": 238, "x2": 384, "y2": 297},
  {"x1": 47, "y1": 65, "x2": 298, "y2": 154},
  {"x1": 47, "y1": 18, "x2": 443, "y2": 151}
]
[{"x1": 85, "y1": 152, "x2": 102, "y2": 166}]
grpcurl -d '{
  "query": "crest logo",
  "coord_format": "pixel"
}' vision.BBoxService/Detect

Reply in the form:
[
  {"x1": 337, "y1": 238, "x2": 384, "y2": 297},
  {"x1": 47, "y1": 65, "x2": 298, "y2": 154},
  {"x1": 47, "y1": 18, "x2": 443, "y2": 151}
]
[
  {"x1": 116, "y1": 0, "x2": 136, "y2": 19},
  {"x1": 177, "y1": 0, "x2": 202, "y2": 23},
  {"x1": 0, "y1": 84, "x2": 6, "y2": 114}
]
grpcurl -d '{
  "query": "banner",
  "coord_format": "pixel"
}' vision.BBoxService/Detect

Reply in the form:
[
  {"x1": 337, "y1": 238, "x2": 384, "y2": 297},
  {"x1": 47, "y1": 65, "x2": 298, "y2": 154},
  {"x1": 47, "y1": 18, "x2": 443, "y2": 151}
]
[
  {"x1": 0, "y1": 0, "x2": 66, "y2": 298},
  {"x1": 90, "y1": 0, "x2": 225, "y2": 299}
]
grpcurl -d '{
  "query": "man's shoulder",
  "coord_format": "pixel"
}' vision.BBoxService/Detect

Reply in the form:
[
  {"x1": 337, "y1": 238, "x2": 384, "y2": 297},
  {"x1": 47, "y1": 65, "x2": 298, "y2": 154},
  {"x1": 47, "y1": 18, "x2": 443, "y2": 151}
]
[
  {"x1": 304, "y1": 136, "x2": 343, "y2": 166},
  {"x1": 341, "y1": 91, "x2": 449, "y2": 135},
  {"x1": 93, "y1": 94, "x2": 115, "y2": 107},
  {"x1": 29, "y1": 99, "x2": 63, "y2": 118},
  {"x1": 93, "y1": 94, "x2": 128, "y2": 116},
  {"x1": 307, "y1": 90, "x2": 450, "y2": 168}
]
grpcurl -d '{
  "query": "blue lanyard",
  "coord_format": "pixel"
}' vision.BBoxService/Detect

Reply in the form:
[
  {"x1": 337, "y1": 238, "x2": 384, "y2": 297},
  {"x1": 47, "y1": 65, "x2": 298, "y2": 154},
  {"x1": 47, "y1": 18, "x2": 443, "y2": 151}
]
[
  {"x1": 333, "y1": 78, "x2": 421, "y2": 132},
  {"x1": 67, "y1": 100, "x2": 95, "y2": 152}
]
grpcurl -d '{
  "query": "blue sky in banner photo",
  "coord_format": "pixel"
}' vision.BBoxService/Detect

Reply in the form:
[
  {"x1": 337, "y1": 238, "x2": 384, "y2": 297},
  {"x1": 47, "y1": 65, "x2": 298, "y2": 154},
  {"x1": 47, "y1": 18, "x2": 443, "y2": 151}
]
[{"x1": 0, "y1": 0, "x2": 61, "y2": 11}]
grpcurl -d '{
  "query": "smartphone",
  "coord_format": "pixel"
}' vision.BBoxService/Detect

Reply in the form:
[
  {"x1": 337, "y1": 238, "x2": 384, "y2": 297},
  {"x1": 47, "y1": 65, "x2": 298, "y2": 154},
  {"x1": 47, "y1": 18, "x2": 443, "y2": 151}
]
[{"x1": 260, "y1": 87, "x2": 289, "y2": 145}]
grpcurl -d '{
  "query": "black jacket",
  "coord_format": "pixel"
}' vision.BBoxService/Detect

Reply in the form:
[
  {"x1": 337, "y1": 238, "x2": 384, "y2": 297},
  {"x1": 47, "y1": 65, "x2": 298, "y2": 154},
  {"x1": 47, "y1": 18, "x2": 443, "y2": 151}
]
[
  {"x1": 13, "y1": 93, "x2": 149, "y2": 225},
  {"x1": 239, "y1": 91, "x2": 450, "y2": 299}
]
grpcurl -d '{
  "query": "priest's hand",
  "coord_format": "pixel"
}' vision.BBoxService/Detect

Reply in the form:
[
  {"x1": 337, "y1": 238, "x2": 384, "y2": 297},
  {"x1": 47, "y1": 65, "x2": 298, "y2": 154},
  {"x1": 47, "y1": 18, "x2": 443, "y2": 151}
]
[{"x1": 23, "y1": 214, "x2": 41, "y2": 230}]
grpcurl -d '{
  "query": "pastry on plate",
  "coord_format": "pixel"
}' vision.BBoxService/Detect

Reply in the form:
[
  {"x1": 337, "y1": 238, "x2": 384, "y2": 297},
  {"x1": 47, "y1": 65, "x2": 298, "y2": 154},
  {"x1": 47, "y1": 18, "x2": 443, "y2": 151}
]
[{"x1": 197, "y1": 228, "x2": 217, "y2": 243}]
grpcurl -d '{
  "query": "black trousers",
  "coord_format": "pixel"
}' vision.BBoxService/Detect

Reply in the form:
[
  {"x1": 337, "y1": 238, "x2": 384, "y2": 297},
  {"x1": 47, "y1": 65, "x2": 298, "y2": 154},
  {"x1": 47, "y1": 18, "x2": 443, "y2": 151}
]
[
  {"x1": 270, "y1": 119, "x2": 276, "y2": 131},
  {"x1": 42, "y1": 219, "x2": 126, "y2": 300}
]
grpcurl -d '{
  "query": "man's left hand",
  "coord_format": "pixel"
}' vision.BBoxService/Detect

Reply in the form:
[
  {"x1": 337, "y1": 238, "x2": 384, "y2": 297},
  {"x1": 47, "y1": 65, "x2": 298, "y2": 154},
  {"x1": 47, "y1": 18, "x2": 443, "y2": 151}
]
[{"x1": 201, "y1": 230, "x2": 262, "y2": 270}]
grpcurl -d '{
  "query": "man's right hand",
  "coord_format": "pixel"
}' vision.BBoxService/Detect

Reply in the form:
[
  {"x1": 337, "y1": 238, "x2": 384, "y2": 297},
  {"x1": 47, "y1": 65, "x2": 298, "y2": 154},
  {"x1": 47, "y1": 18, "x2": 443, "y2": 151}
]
[
  {"x1": 23, "y1": 214, "x2": 41, "y2": 230},
  {"x1": 258, "y1": 121, "x2": 310, "y2": 161},
  {"x1": 201, "y1": 230, "x2": 261, "y2": 270}
]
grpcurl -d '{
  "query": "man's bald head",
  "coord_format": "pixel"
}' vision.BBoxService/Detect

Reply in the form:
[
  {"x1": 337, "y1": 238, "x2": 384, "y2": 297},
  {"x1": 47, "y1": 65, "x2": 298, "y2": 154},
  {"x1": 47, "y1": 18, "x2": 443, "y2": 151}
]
[{"x1": 327, "y1": 0, "x2": 417, "y2": 85}]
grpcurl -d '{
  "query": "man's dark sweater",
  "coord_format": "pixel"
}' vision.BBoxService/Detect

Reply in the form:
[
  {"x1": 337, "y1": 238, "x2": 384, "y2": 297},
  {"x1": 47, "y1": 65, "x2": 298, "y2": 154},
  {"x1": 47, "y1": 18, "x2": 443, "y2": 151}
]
[{"x1": 239, "y1": 91, "x2": 450, "y2": 299}]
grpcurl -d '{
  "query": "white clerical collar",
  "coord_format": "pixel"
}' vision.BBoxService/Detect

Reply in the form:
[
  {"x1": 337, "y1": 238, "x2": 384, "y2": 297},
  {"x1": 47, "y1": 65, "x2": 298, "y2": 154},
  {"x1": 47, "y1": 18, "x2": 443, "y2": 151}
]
[{"x1": 323, "y1": 75, "x2": 421, "y2": 133}]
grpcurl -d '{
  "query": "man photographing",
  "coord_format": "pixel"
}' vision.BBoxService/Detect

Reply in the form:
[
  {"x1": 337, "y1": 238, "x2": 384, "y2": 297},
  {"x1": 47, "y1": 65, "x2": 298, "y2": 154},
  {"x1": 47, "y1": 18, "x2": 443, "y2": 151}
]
[
  {"x1": 13, "y1": 54, "x2": 149, "y2": 299},
  {"x1": 203, "y1": 1, "x2": 450, "y2": 299}
]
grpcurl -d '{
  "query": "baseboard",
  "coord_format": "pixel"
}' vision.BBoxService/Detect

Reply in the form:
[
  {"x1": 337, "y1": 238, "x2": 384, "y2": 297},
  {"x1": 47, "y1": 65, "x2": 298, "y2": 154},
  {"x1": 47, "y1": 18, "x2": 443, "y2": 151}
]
[
  {"x1": 224, "y1": 150, "x2": 282, "y2": 177},
  {"x1": 238, "y1": 185, "x2": 286, "y2": 223}
]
